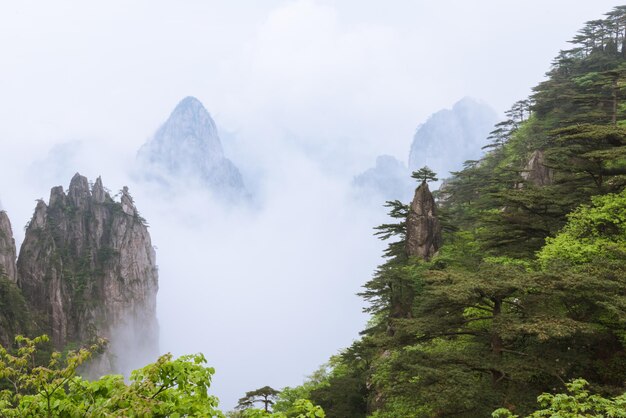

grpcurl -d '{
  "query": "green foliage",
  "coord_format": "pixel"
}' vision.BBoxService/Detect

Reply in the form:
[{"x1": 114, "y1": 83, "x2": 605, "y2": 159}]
[
  {"x1": 6, "y1": 6, "x2": 626, "y2": 418},
  {"x1": 0, "y1": 335, "x2": 224, "y2": 417},
  {"x1": 271, "y1": 353, "x2": 368, "y2": 418},
  {"x1": 539, "y1": 190, "x2": 626, "y2": 266},
  {"x1": 237, "y1": 386, "x2": 281, "y2": 412},
  {"x1": 493, "y1": 379, "x2": 626, "y2": 417},
  {"x1": 0, "y1": 276, "x2": 30, "y2": 341},
  {"x1": 307, "y1": 7, "x2": 626, "y2": 417},
  {"x1": 411, "y1": 166, "x2": 438, "y2": 183},
  {"x1": 237, "y1": 399, "x2": 325, "y2": 418}
]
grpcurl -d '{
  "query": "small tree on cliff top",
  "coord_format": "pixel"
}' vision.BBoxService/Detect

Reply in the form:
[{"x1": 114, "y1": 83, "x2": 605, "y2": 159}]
[{"x1": 411, "y1": 166, "x2": 438, "y2": 183}]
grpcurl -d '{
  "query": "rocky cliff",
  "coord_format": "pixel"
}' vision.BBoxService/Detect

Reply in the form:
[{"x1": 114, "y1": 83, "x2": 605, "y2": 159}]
[
  {"x1": 17, "y1": 173, "x2": 158, "y2": 373},
  {"x1": 0, "y1": 211, "x2": 28, "y2": 347},
  {"x1": 0, "y1": 211, "x2": 17, "y2": 283},
  {"x1": 521, "y1": 150, "x2": 554, "y2": 186},
  {"x1": 406, "y1": 181, "x2": 442, "y2": 260},
  {"x1": 137, "y1": 96, "x2": 246, "y2": 199}
]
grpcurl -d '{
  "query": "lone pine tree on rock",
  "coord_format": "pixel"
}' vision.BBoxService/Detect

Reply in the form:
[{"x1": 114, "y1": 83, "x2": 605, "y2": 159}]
[{"x1": 411, "y1": 166, "x2": 439, "y2": 184}]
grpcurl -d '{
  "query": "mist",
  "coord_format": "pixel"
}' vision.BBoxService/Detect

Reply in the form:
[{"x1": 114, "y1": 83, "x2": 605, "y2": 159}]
[
  {"x1": 0, "y1": 0, "x2": 622, "y2": 410},
  {"x1": 1, "y1": 116, "x2": 388, "y2": 408}
]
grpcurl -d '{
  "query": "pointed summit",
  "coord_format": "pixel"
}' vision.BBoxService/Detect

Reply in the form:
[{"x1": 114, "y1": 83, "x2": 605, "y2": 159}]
[
  {"x1": 137, "y1": 97, "x2": 245, "y2": 198},
  {"x1": 166, "y1": 96, "x2": 223, "y2": 154},
  {"x1": 68, "y1": 173, "x2": 91, "y2": 208},
  {"x1": 92, "y1": 176, "x2": 106, "y2": 203},
  {"x1": 174, "y1": 96, "x2": 208, "y2": 113},
  {"x1": 406, "y1": 181, "x2": 442, "y2": 260},
  {"x1": 146, "y1": 96, "x2": 223, "y2": 167}
]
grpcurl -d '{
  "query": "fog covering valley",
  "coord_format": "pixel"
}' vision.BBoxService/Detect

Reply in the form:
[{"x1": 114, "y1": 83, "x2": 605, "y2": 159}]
[{"x1": 0, "y1": 0, "x2": 621, "y2": 410}]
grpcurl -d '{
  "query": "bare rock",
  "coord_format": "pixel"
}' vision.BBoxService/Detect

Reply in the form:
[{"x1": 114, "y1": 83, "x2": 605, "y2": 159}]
[
  {"x1": 521, "y1": 150, "x2": 554, "y2": 187},
  {"x1": 406, "y1": 181, "x2": 442, "y2": 260},
  {"x1": 0, "y1": 211, "x2": 17, "y2": 283},
  {"x1": 120, "y1": 186, "x2": 136, "y2": 216},
  {"x1": 68, "y1": 172, "x2": 91, "y2": 208},
  {"x1": 92, "y1": 176, "x2": 106, "y2": 203},
  {"x1": 17, "y1": 174, "x2": 158, "y2": 374}
]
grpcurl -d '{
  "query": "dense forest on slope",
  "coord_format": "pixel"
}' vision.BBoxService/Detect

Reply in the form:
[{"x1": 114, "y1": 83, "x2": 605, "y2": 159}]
[{"x1": 268, "y1": 6, "x2": 626, "y2": 417}]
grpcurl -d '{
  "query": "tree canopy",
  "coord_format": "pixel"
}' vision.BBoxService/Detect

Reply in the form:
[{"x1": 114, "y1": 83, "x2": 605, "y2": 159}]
[{"x1": 281, "y1": 6, "x2": 626, "y2": 417}]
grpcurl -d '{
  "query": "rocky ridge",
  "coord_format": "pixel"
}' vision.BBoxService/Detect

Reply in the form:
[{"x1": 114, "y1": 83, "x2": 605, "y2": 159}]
[{"x1": 16, "y1": 173, "x2": 158, "y2": 374}]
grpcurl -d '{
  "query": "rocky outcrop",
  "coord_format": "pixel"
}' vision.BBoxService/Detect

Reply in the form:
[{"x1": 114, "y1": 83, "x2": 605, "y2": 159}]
[
  {"x1": 137, "y1": 96, "x2": 246, "y2": 199},
  {"x1": 17, "y1": 173, "x2": 158, "y2": 374},
  {"x1": 521, "y1": 150, "x2": 554, "y2": 186},
  {"x1": 0, "y1": 211, "x2": 28, "y2": 347},
  {"x1": 0, "y1": 211, "x2": 17, "y2": 283},
  {"x1": 406, "y1": 181, "x2": 442, "y2": 260}
]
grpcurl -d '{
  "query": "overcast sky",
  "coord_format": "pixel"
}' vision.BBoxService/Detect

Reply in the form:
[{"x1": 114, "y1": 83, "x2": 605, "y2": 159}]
[{"x1": 0, "y1": 0, "x2": 621, "y2": 410}]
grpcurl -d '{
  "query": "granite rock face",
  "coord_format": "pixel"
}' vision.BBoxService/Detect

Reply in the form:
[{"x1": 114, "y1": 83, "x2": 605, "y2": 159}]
[
  {"x1": 17, "y1": 173, "x2": 158, "y2": 374},
  {"x1": 0, "y1": 211, "x2": 28, "y2": 347},
  {"x1": 0, "y1": 211, "x2": 17, "y2": 283},
  {"x1": 521, "y1": 150, "x2": 554, "y2": 187},
  {"x1": 406, "y1": 181, "x2": 442, "y2": 260},
  {"x1": 137, "y1": 96, "x2": 245, "y2": 199}
]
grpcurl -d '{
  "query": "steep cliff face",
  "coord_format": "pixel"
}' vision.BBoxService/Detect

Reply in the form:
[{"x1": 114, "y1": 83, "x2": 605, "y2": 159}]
[
  {"x1": 0, "y1": 211, "x2": 28, "y2": 346},
  {"x1": 17, "y1": 174, "x2": 158, "y2": 373},
  {"x1": 521, "y1": 150, "x2": 554, "y2": 186},
  {"x1": 0, "y1": 211, "x2": 17, "y2": 283},
  {"x1": 137, "y1": 96, "x2": 246, "y2": 199},
  {"x1": 406, "y1": 181, "x2": 442, "y2": 260}
]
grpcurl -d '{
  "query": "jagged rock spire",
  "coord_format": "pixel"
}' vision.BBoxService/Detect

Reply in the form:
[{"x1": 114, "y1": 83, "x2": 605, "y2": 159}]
[
  {"x1": 406, "y1": 181, "x2": 442, "y2": 260},
  {"x1": 17, "y1": 174, "x2": 158, "y2": 375},
  {"x1": 92, "y1": 176, "x2": 106, "y2": 203},
  {"x1": 68, "y1": 172, "x2": 91, "y2": 208}
]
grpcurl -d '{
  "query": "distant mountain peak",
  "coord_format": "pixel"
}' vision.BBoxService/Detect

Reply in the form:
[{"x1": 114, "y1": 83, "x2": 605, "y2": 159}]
[
  {"x1": 408, "y1": 98, "x2": 498, "y2": 183},
  {"x1": 177, "y1": 95, "x2": 204, "y2": 109},
  {"x1": 136, "y1": 97, "x2": 245, "y2": 199},
  {"x1": 170, "y1": 96, "x2": 215, "y2": 124},
  {"x1": 153, "y1": 96, "x2": 223, "y2": 159},
  {"x1": 453, "y1": 96, "x2": 484, "y2": 110}
]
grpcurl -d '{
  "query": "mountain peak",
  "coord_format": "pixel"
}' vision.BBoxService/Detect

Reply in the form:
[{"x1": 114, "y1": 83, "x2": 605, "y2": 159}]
[
  {"x1": 408, "y1": 98, "x2": 498, "y2": 181},
  {"x1": 139, "y1": 97, "x2": 223, "y2": 171},
  {"x1": 136, "y1": 97, "x2": 246, "y2": 198},
  {"x1": 161, "y1": 97, "x2": 220, "y2": 149},
  {"x1": 172, "y1": 96, "x2": 208, "y2": 115}
]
